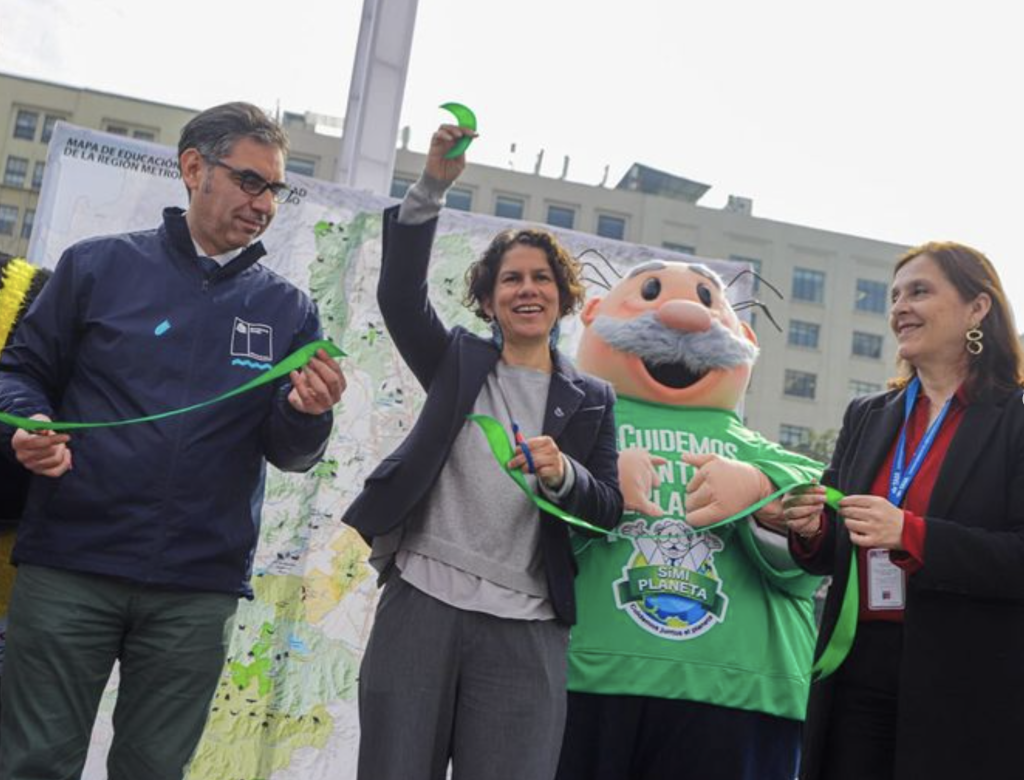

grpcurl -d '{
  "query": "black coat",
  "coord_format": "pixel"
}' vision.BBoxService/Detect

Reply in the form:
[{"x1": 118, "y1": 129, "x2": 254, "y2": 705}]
[
  {"x1": 796, "y1": 385, "x2": 1024, "y2": 780},
  {"x1": 0, "y1": 456, "x2": 30, "y2": 529},
  {"x1": 341, "y1": 208, "x2": 623, "y2": 625}
]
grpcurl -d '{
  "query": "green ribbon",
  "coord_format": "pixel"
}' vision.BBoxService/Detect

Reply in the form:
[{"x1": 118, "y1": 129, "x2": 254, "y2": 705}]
[
  {"x1": 440, "y1": 102, "x2": 477, "y2": 159},
  {"x1": 811, "y1": 549, "x2": 858, "y2": 682},
  {"x1": 469, "y1": 412, "x2": 855, "y2": 680},
  {"x1": 469, "y1": 413, "x2": 841, "y2": 538},
  {"x1": 0, "y1": 339, "x2": 344, "y2": 432}
]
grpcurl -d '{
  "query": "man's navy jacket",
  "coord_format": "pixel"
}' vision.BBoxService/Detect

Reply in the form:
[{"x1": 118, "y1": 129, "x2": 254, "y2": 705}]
[{"x1": 0, "y1": 208, "x2": 333, "y2": 595}]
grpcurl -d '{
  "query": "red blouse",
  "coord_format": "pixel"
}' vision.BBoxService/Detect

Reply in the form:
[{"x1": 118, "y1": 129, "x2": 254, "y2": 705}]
[{"x1": 796, "y1": 385, "x2": 968, "y2": 622}]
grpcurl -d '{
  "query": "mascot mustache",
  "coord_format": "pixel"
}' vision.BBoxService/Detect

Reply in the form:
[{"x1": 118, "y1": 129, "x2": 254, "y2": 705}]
[{"x1": 592, "y1": 312, "x2": 758, "y2": 373}]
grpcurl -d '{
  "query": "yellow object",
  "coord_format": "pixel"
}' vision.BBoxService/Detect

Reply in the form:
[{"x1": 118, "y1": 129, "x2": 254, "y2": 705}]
[{"x1": 0, "y1": 258, "x2": 38, "y2": 355}]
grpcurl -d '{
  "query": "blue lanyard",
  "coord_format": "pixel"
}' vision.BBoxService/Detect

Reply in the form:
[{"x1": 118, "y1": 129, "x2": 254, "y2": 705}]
[{"x1": 889, "y1": 376, "x2": 953, "y2": 507}]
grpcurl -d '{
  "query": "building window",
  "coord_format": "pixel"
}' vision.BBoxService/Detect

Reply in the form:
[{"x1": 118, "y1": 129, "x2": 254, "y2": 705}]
[
  {"x1": 13, "y1": 110, "x2": 38, "y2": 140},
  {"x1": 784, "y1": 369, "x2": 817, "y2": 399},
  {"x1": 730, "y1": 255, "x2": 762, "y2": 291},
  {"x1": 3, "y1": 156, "x2": 29, "y2": 188},
  {"x1": 102, "y1": 122, "x2": 156, "y2": 140},
  {"x1": 495, "y1": 195, "x2": 525, "y2": 220},
  {"x1": 849, "y1": 379, "x2": 882, "y2": 399},
  {"x1": 0, "y1": 205, "x2": 18, "y2": 236},
  {"x1": 788, "y1": 320, "x2": 820, "y2": 349},
  {"x1": 445, "y1": 187, "x2": 473, "y2": 212},
  {"x1": 779, "y1": 424, "x2": 812, "y2": 449},
  {"x1": 31, "y1": 161, "x2": 45, "y2": 191},
  {"x1": 286, "y1": 157, "x2": 316, "y2": 177},
  {"x1": 792, "y1": 267, "x2": 825, "y2": 304},
  {"x1": 41, "y1": 115, "x2": 63, "y2": 144},
  {"x1": 546, "y1": 205, "x2": 576, "y2": 230},
  {"x1": 389, "y1": 176, "x2": 415, "y2": 199},
  {"x1": 856, "y1": 278, "x2": 888, "y2": 314},
  {"x1": 20, "y1": 208, "x2": 34, "y2": 240},
  {"x1": 852, "y1": 331, "x2": 883, "y2": 359},
  {"x1": 596, "y1": 214, "x2": 626, "y2": 241},
  {"x1": 663, "y1": 241, "x2": 695, "y2": 255}
]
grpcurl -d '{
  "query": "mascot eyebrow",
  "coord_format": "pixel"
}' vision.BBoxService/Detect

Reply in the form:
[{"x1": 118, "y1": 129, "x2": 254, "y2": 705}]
[
  {"x1": 626, "y1": 260, "x2": 723, "y2": 290},
  {"x1": 577, "y1": 251, "x2": 724, "y2": 292}
]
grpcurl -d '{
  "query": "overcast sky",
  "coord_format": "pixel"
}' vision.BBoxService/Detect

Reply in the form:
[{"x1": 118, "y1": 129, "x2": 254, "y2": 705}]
[{"x1": 3, "y1": 0, "x2": 1022, "y2": 314}]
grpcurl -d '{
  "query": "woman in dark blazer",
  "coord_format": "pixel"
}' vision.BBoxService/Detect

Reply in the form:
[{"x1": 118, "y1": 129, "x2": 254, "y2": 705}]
[
  {"x1": 342, "y1": 125, "x2": 622, "y2": 780},
  {"x1": 783, "y1": 241, "x2": 1024, "y2": 780}
]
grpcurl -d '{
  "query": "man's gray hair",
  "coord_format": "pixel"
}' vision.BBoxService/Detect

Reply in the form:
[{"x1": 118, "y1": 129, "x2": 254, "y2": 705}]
[{"x1": 178, "y1": 102, "x2": 289, "y2": 162}]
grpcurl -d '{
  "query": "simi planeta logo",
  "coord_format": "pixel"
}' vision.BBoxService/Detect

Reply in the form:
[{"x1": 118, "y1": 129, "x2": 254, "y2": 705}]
[{"x1": 613, "y1": 518, "x2": 729, "y2": 640}]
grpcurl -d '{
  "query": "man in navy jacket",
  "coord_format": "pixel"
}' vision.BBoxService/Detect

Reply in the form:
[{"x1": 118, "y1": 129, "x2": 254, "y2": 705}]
[{"x1": 0, "y1": 102, "x2": 345, "y2": 780}]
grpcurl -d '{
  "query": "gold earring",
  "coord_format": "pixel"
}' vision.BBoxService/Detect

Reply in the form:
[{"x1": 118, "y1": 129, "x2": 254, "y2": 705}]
[{"x1": 966, "y1": 326, "x2": 984, "y2": 355}]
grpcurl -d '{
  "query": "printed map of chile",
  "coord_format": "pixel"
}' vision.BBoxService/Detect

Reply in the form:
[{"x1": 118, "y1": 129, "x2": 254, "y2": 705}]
[{"x1": 560, "y1": 259, "x2": 824, "y2": 777}]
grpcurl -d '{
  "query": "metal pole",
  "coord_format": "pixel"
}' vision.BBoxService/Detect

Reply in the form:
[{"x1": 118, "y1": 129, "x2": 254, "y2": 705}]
[{"x1": 335, "y1": 0, "x2": 420, "y2": 195}]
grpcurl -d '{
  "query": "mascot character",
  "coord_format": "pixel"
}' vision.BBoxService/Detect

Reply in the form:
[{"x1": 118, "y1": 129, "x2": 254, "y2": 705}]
[{"x1": 556, "y1": 259, "x2": 823, "y2": 780}]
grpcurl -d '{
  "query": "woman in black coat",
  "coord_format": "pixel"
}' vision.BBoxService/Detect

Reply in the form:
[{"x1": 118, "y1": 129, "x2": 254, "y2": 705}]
[
  {"x1": 783, "y1": 241, "x2": 1024, "y2": 780},
  {"x1": 343, "y1": 126, "x2": 622, "y2": 780}
]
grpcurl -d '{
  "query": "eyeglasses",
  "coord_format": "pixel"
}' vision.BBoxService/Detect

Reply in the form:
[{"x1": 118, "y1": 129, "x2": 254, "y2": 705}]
[{"x1": 206, "y1": 158, "x2": 294, "y2": 204}]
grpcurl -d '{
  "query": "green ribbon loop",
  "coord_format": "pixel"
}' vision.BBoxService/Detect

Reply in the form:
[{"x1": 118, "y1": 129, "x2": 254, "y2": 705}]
[
  {"x1": 470, "y1": 413, "x2": 838, "y2": 537},
  {"x1": 440, "y1": 102, "x2": 477, "y2": 159},
  {"x1": 0, "y1": 339, "x2": 344, "y2": 432},
  {"x1": 810, "y1": 550, "x2": 858, "y2": 682},
  {"x1": 469, "y1": 412, "x2": 855, "y2": 681}
]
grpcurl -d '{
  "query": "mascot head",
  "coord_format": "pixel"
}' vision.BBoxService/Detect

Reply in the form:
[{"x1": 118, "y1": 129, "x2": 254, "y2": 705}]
[{"x1": 577, "y1": 260, "x2": 758, "y2": 410}]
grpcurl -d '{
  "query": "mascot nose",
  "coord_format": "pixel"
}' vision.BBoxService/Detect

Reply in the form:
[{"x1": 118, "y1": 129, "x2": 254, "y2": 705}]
[{"x1": 655, "y1": 300, "x2": 713, "y2": 333}]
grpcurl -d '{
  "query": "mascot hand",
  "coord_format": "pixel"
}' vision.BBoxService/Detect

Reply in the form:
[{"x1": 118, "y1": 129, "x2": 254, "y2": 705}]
[
  {"x1": 681, "y1": 452, "x2": 773, "y2": 528},
  {"x1": 618, "y1": 447, "x2": 667, "y2": 517}
]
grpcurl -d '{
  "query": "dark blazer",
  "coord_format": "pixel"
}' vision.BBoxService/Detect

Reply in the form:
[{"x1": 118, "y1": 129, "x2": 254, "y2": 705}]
[
  {"x1": 796, "y1": 385, "x2": 1024, "y2": 780},
  {"x1": 341, "y1": 207, "x2": 623, "y2": 625}
]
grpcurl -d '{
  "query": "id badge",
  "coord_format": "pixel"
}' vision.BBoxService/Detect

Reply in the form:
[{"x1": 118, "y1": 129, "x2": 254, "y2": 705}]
[{"x1": 867, "y1": 548, "x2": 905, "y2": 610}]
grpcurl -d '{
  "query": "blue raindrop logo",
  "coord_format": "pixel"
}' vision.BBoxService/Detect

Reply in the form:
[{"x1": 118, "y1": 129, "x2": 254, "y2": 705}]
[{"x1": 154, "y1": 320, "x2": 171, "y2": 336}]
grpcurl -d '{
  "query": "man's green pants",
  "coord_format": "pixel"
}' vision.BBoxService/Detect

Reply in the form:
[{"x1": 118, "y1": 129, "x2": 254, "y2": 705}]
[{"x1": 0, "y1": 565, "x2": 236, "y2": 780}]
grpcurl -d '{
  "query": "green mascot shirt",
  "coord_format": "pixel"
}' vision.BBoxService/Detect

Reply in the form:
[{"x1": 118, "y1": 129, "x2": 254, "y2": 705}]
[{"x1": 568, "y1": 397, "x2": 824, "y2": 720}]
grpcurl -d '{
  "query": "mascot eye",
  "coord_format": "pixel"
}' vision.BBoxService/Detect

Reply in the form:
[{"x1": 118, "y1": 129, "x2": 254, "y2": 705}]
[
  {"x1": 641, "y1": 277, "x2": 661, "y2": 301},
  {"x1": 697, "y1": 283, "x2": 713, "y2": 307}
]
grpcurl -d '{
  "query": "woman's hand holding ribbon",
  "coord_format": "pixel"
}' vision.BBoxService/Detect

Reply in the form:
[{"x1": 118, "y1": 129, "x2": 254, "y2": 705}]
[
  {"x1": 508, "y1": 435, "x2": 565, "y2": 490},
  {"x1": 838, "y1": 495, "x2": 905, "y2": 550}
]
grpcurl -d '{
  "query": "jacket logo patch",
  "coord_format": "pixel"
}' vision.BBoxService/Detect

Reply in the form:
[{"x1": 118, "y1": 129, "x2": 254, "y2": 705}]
[
  {"x1": 613, "y1": 519, "x2": 728, "y2": 640},
  {"x1": 231, "y1": 317, "x2": 273, "y2": 370}
]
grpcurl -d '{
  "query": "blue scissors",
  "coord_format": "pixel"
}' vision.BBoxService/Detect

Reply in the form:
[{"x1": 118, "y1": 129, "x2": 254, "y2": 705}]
[{"x1": 512, "y1": 422, "x2": 536, "y2": 475}]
